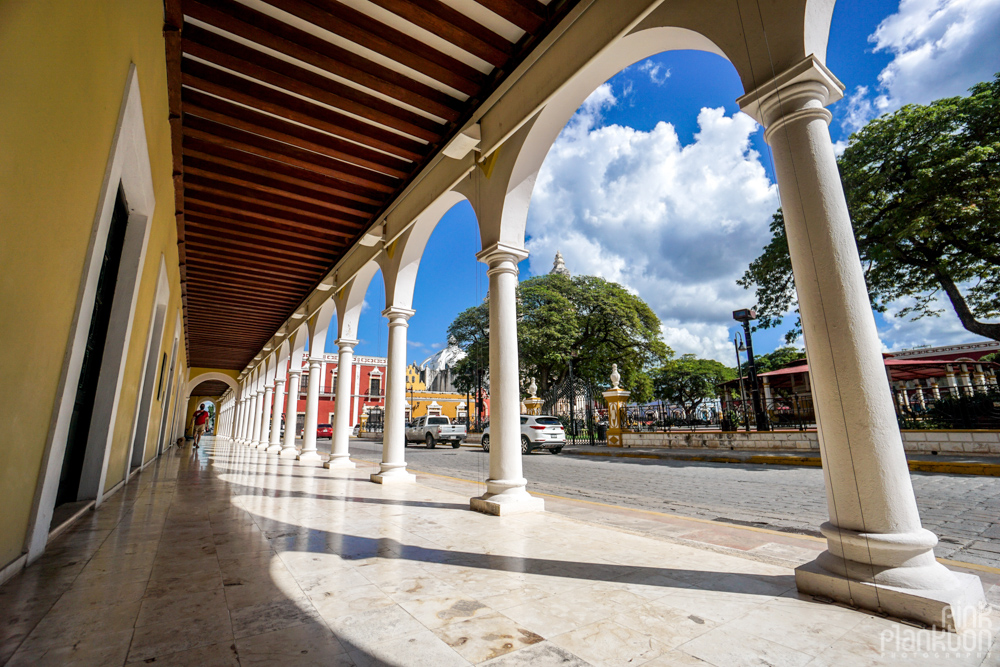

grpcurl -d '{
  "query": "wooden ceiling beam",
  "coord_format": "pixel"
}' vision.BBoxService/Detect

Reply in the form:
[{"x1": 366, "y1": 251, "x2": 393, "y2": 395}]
[
  {"x1": 185, "y1": 279, "x2": 298, "y2": 300},
  {"x1": 182, "y1": 25, "x2": 444, "y2": 142},
  {"x1": 182, "y1": 89, "x2": 410, "y2": 180},
  {"x1": 473, "y1": 0, "x2": 546, "y2": 32},
  {"x1": 184, "y1": 173, "x2": 368, "y2": 227},
  {"x1": 265, "y1": 0, "x2": 485, "y2": 95},
  {"x1": 185, "y1": 253, "x2": 317, "y2": 282},
  {"x1": 185, "y1": 247, "x2": 324, "y2": 280},
  {"x1": 184, "y1": 190, "x2": 361, "y2": 239},
  {"x1": 365, "y1": 0, "x2": 512, "y2": 67},
  {"x1": 182, "y1": 139, "x2": 380, "y2": 206},
  {"x1": 186, "y1": 253, "x2": 325, "y2": 285},
  {"x1": 183, "y1": 158, "x2": 375, "y2": 218},
  {"x1": 183, "y1": 0, "x2": 463, "y2": 121},
  {"x1": 181, "y1": 58, "x2": 427, "y2": 161},
  {"x1": 183, "y1": 117, "x2": 394, "y2": 195},
  {"x1": 183, "y1": 206, "x2": 346, "y2": 249},
  {"x1": 184, "y1": 215, "x2": 341, "y2": 258},
  {"x1": 184, "y1": 226, "x2": 333, "y2": 263}
]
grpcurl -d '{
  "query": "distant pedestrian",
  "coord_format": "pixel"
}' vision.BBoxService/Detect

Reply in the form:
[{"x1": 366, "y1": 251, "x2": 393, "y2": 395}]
[{"x1": 191, "y1": 404, "x2": 210, "y2": 448}]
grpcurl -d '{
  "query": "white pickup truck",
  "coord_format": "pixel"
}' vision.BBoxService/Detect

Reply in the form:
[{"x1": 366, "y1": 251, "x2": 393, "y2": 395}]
[{"x1": 404, "y1": 416, "x2": 466, "y2": 449}]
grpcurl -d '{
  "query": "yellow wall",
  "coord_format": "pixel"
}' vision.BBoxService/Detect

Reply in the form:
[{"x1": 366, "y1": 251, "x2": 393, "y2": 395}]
[
  {"x1": 407, "y1": 391, "x2": 471, "y2": 421},
  {"x1": 0, "y1": 1, "x2": 182, "y2": 566}
]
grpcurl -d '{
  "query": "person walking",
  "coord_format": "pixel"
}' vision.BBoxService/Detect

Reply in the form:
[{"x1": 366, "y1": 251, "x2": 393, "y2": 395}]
[{"x1": 191, "y1": 404, "x2": 210, "y2": 449}]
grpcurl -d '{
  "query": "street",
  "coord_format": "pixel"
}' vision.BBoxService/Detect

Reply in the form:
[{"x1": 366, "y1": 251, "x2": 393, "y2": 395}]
[{"x1": 305, "y1": 438, "x2": 1000, "y2": 569}]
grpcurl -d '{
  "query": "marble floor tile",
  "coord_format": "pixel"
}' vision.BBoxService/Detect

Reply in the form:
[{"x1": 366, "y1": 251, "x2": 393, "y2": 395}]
[
  {"x1": 4, "y1": 440, "x2": 983, "y2": 667},
  {"x1": 349, "y1": 627, "x2": 470, "y2": 667},
  {"x1": 311, "y1": 582, "x2": 398, "y2": 621},
  {"x1": 236, "y1": 621, "x2": 351, "y2": 666},
  {"x1": 326, "y1": 604, "x2": 426, "y2": 647},
  {"x1": 127, "y1": 641, "x2": 241, "y2": 667},
  {"x1": 5, "y1": 628, "x2": 133, "y2": 667},
  {"x1": 135, "y1": 588, "x2": 229, "y2": 627},
  {"x1": 550, "y1": 618, "x2": 669, "y2": 667},
  {"x1": 126, "y1": 599, "x2": 233, "y2": 662},
  {"x1": 476, "y1": 641, "x2": 593, "y2": 667},
  {"x1": 676, "y1": 626, "x2": 814, "y2": 667},
  {"x1": 432, "y1": 611, "x2": 543, "y2": 663}
]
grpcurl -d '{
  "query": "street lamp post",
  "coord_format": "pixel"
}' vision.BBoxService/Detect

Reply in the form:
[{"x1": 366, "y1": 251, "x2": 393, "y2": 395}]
[
  {"x1": 733, "y1": 308, "x2": 770, "y2": 432},
  {"x1": 733, "y1": 333, "x2": 750, "y2": 432}
]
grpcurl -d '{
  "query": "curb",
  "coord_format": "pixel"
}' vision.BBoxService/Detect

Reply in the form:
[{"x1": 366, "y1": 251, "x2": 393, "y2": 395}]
[{"x1": 564, "y1": 449, "x2": 1000, "y2": 476}]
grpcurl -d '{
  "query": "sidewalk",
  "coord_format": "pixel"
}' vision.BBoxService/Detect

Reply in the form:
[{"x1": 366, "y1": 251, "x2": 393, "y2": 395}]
[{"x1": 556, "y1": 445, "x2": 1000, "y2": 476}]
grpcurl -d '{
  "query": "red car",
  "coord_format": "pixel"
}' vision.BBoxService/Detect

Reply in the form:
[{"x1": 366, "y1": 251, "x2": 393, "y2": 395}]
[{"x1": 301, "y1": 423, "x2": 333, "y2": 438}]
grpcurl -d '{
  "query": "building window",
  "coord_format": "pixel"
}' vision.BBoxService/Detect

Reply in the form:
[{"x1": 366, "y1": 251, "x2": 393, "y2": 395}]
[{"x1": 369, "y1": 377, "x2": 381, "y2": 396}]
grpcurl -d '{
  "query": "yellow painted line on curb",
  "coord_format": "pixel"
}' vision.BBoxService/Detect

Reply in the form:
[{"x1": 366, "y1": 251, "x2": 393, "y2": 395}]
[
  {"x1": 392, "y1": 465, "x2": 1000, "y2": 575},
  {"x1": 568, "y1": 450, "x2": 1000, "y2": 476}
]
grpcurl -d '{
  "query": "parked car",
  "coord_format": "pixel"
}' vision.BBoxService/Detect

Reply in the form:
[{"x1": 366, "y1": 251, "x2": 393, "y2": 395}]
[
  {"x1": 404, "y1": 416, "x2": 466, "y2": 449},
  {"x1": 481, "y1": 415, "x2": 565, "y2": 454},
  {"x1": 300, "y1": 423, "x2": 333, "y2": 438}
]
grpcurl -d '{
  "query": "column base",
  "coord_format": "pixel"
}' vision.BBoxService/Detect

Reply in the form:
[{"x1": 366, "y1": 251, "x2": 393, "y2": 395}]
[
  {"x1": 371, "y1": 465, "x2": 416, "y2": 484},
  {"x1": 324, "y1": 456, "x2": 356, "y2": 470},
  {"x1": 795, "y1": 558, "x2": 985, "y2": 632},
  {"x1": 297, "y1": 451, "x2": 323, "y2": 464},
  {"x1": 265, "y1": 443, "x2": 282, "y2": 453},
  {"x1": 471, "y1": 481, "x2": 544, "y2": 516},
  {"x1": 278, "y1": 448, "x2": 299, "y2": 459}
]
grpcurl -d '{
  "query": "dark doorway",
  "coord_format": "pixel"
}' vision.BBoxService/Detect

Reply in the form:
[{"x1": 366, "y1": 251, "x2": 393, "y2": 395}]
[{"x1": 56, "y1": 185, "x2": 129, "y2": 507}]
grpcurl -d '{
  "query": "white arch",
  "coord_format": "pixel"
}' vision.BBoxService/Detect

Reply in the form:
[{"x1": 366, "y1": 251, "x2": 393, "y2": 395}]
[
  {"x1": 185, "y1": 371, "x2": 238, "y2": 395},
  {"x1": 333, "y1": 261, "x2": 382, "y2": 342},
  {"x1": 382, "y1": 190, "x2": 469, "y2": 312}
]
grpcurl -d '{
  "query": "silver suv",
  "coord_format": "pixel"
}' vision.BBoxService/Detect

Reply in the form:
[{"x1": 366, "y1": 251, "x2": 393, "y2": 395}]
[{"x1": 481, "y1": 415, "x2": 566, "y2": 454}]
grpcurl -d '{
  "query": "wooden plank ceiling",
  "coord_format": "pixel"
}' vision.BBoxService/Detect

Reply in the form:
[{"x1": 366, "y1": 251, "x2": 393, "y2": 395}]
[{"x1": 163, "y1": 0, "x2": 577, "y2": 370}]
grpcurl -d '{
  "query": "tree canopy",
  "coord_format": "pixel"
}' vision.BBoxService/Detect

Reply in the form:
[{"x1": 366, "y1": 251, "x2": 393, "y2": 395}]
[
  {"x1": 753, "y1": 346, "x2": 805, "y2": 374},
  {"x1": 739, "y1": 74, "x2": 1000, "y2": 343},
  {"x1": 652, "y1": 355, "x2": 735, "y2": 417},
  {"x1": 446, "y1": 273, "x2": 670, "y2": 400}
]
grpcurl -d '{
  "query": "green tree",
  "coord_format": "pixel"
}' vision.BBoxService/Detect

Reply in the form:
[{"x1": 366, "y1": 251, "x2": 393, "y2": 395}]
[
  {"x1": 652, "y1": 355, "x2": 735, "y2": 418},
  {"x1": 753, "y1": 346, "x2": 805, "y2": 374},
  {"x1": 739, "y1": 75, "x2": 1000, "y2": 343},
  {"x1": 446, "y1": 273, "x2": 670, "y2": 398}
]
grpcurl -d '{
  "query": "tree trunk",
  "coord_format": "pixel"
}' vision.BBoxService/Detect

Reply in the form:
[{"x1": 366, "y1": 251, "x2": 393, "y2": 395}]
[{"x1": 936, "y1": 272, "x2": 1000, "y2": 342}]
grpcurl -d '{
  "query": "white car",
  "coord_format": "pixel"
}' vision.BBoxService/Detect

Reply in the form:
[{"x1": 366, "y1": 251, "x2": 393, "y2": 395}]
[{"x1": 481, "y1": 415, "x2": 565, "y2": 454}]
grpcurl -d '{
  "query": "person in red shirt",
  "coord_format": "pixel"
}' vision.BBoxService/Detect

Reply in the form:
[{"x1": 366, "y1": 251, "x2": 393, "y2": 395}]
[{"x1": 191, "y1": 404, "x2": 210, "y2": 449}]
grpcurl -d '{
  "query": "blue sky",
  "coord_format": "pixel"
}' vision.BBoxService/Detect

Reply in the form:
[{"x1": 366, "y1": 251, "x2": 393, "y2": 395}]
[{"x1": 334, "y1": 0, "x2": 1000, "y2": 365}]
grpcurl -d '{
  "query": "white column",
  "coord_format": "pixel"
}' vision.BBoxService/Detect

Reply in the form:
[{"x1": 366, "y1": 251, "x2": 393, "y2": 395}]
[
  {"x1": 240, "y1": 396, "x2": 251, "y2": 444},
  {"x1": 325, "y1": 339, "x2": 358, "y2": 469},
  {"x1": 280, "y1": 370, "x2": 301, "y2": 458},
  {"x1": 297, "y1": 358, "x2": 324, "y2": 463},
  {"x1": 470, "y1": 245, "x2": 543, "y2": 515},
  {"x1": 372, "y1": 308, "x2": 416, "y2": 484},
  {"x1": 267, "y1": 378, "x2": 285, "y2": 452},
  {"x1": 234, "y1": 398, "x2": 244, "y2": 443},
  {"x1": 257, "y1": 384, "x2": 274, "y2": 449},
  {"x1": 739, "y1": 56, "x2": 982, "y2": 630},
  {"x1": 250, "y1": 390, "x2": 264, "y2": 448}
]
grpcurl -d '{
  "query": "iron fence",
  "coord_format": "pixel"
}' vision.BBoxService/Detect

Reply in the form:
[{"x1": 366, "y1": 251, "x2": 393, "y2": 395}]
[
  {"x1": 893, "y1": 384, "x2": 1000, "y2": 430},
  {"x1": 540, "y1": 377, "x2": 607, "y2": 445}
]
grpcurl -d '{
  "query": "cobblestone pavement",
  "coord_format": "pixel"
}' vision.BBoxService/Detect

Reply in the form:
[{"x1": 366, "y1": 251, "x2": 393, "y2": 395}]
[{"x1": 327, "y1": 439, "x2": 1000, "y2": 569}]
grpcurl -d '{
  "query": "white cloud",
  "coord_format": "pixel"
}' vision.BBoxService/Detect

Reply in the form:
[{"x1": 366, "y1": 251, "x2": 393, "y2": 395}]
[
  {"x1": 841, "y1": 0, "x2": 1000, "y2": 124},
  {"x1": 639, "y1": 61, "x2": 671, "y2": 85},
  {"x1": 525, "y1": 100, "x2": 779, "y2": 363},
  {"x1": 877, "y1": 292, "x2": 991, "y2": 351}
]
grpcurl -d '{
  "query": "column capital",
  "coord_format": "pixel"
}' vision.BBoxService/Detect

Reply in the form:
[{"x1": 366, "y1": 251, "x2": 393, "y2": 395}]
[
  {"x1": 264, "y1": 383, "x2": 274, "y2": 390},
  {"x1": 274, "y1": 376, "x2": 287, "y2": 386},
  {"x1": 737, "y1": 55, "x2": 844, "y2": 141},
  {"x1": 382, "y1": 306, "x2": 415, "y2": 324},
  {"x1": 307, "y1": 357, "x2": 325, "y2": 367},
  {"x1": 476, "y1": 243, "x2": 528, "y2": 274},
  {"x1": 336, "y1": 338, "x2": 360, "y2": 351},
  {"x1": 287, "y1": 368, "x2": 302, "y2": 377}
]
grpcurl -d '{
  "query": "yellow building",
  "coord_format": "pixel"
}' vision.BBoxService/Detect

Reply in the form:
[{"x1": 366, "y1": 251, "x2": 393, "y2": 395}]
[{"x1": 404, "y1": 363, "x2": 472, "y2": 422}]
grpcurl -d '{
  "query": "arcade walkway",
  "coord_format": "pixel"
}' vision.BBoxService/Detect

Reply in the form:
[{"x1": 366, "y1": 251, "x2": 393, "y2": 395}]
[{"x1": 1, "y1": 439, "x2": 996, "y2": 666}]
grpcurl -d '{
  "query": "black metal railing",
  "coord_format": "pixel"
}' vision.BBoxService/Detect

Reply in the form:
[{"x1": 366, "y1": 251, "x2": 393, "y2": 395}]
[
  {"x1": 622, "y1": 395, "x2": 817, "y2": 433},
  {"x1": 893, "y1": 383, "x2": 1000, "y2": 430}
]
